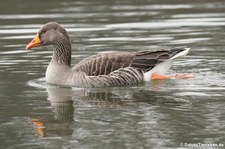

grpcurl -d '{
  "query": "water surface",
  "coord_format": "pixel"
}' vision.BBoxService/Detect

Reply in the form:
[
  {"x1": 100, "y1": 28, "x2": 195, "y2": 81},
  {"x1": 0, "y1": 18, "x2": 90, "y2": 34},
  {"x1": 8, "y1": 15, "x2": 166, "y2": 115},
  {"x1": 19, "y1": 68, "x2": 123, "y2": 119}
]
[{"x1": 1, "y1": 0, "x2": 225, "y2": 148}]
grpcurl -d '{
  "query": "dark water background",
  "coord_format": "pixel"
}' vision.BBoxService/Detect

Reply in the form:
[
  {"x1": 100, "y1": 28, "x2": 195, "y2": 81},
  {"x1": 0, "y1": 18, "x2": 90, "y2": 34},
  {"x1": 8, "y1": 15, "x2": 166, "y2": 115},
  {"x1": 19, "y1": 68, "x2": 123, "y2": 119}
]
[{"x1": 1, "y1": 0, "x2": 225, "y2": 148}]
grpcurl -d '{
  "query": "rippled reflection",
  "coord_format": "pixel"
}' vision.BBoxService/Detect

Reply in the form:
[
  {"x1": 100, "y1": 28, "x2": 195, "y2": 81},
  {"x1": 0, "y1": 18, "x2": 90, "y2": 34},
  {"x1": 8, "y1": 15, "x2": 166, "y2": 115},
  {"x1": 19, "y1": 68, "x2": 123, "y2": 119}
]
[{"x1": 47, "y1": 87, "x2": 74, "y2": 121}]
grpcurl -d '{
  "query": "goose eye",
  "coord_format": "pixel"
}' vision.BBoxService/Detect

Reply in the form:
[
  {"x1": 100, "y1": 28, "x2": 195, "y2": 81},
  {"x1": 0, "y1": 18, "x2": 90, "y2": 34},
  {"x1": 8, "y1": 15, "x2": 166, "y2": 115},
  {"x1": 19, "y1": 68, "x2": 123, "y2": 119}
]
[{"x1": 42, "y1": 30, "x2": 46, "y2": 34}]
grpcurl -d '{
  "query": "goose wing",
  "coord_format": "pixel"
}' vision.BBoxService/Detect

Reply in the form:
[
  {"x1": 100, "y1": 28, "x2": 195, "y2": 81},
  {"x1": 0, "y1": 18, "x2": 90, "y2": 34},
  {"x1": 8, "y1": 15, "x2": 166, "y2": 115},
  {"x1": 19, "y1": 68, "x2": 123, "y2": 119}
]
[
  {"x1": 72, "y1": 52, "x2": 135, "y2": 76},
  {"x1": 131, "y1": 48, "x2": 188, "y2": 72},
  {"x1": 73, "y1": 48, "x2": 186, "y2": 76},
  {"x1": 131, "y1": 49, "x2": 170, "y2": 72}
]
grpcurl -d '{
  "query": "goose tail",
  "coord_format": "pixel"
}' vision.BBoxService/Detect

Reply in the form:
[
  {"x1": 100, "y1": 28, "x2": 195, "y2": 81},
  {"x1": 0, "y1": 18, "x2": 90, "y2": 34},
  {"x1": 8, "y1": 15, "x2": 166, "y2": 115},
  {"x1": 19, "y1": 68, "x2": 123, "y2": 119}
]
[
  {"x1": 143, "y1": 47, "x2": 190, "y2": 81},
  {"x1": 170, "y1": 48, "x2": 190, "y2": 60}
]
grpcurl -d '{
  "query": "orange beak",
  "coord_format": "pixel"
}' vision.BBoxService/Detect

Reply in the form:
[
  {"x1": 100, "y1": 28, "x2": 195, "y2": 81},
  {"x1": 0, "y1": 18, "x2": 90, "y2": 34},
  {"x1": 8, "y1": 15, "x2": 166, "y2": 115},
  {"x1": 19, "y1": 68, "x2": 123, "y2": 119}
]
[{"x1": 26, "y1": 34, "x2": 42, "y2": 50}]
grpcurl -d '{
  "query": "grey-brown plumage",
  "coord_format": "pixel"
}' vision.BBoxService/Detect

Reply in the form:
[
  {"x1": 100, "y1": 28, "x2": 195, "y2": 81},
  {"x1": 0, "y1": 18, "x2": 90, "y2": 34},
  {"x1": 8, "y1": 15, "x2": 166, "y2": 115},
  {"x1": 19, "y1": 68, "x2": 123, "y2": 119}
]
[{"x1": 26, "y1": 22, "x2": 190, "y2": 88}]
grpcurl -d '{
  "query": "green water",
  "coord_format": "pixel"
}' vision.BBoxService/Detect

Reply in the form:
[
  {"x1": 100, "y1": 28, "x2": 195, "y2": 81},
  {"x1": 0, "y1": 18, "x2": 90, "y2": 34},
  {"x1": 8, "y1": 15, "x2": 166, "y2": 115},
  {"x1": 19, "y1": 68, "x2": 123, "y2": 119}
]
[{"x1": 1, "y1": 0, "x2": 225, "y2": 148}]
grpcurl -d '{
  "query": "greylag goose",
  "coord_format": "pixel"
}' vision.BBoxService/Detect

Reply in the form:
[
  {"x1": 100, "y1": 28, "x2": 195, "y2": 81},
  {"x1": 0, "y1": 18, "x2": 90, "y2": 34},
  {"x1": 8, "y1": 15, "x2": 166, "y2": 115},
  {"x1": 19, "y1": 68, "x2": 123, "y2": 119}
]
[{"x1": 26, "y1": 22, "x2": 191, "y2": 88}]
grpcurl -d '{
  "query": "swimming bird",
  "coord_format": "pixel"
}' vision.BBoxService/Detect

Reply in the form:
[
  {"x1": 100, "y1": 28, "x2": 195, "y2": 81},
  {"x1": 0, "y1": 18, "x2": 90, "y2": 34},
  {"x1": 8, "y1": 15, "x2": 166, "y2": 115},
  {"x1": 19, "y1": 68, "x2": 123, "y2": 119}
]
[{"x1": 26, "y1": 22, "x2": 191, "y2": 88}]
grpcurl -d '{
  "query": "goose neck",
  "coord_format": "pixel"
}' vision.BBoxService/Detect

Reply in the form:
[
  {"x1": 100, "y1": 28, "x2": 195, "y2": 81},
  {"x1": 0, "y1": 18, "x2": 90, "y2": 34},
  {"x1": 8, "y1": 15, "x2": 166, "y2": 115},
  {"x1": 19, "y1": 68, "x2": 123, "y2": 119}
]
[{"x1": 52, "y1": 37, "x2": 71, "y2": 66}]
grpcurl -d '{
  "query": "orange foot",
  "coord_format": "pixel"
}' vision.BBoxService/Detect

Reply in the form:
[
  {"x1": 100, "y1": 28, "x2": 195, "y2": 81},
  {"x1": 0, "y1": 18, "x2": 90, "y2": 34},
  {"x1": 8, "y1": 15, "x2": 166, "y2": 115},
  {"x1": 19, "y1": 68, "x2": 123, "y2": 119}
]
[
  {"x1": 151, "y1": 73, "x2": 194, "y2": 80},
  {"x1": 151, "y1": 73, "x2": 171, "y2": 80},
  {"x1": 31, "y1": 118, "x2": 45, "y2": 137}
]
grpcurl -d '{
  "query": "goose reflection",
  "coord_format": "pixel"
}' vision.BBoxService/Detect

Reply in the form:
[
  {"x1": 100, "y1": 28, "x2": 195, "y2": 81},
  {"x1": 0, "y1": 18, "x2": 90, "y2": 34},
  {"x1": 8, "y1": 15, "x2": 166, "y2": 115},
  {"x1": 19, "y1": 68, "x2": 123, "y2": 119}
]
[
  {"x1": 31, "y1": 87, "x2": 76, "y2": 138},
  {"x1": 80, "y1": 89, "x2": 137, "y2": 107},
  {"x1": 47, "y1": 87, "x2": 74, "y2": 121},
  {"x1": 32, "y1": 86, "x2": 137, "y2": 138},
  {"x1": 31, "y1": 81, "x2": 187, "y2": 138}
]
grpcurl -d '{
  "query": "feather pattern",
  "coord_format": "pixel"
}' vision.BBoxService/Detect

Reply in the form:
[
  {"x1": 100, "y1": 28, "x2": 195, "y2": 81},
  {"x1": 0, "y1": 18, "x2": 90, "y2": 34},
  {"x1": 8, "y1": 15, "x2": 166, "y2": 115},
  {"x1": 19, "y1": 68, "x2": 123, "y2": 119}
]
[
  {"x1": 73, "y1": 49, "x2": 183, "y2": 75},
  {"x1": 73, "y1": 52, "x2": 134, "y2": 76},
  {"x1": 76, "y1": 67, "x2": 143, "y2": 87}
]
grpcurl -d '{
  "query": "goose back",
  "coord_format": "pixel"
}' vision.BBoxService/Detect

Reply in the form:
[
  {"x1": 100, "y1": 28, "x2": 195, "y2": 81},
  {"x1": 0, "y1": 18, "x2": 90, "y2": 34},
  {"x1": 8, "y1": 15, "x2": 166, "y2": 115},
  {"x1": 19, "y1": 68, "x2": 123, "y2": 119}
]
[{"x1": 72, "y1": 52, "x2": 135, "y2": 76}]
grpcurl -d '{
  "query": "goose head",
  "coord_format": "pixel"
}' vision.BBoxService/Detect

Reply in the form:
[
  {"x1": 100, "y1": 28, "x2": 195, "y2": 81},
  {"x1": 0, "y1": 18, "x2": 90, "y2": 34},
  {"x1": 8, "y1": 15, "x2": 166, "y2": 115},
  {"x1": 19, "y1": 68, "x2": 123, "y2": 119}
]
[{"x1": 26, "y1": 22, "x2": 69, "y2": 50}]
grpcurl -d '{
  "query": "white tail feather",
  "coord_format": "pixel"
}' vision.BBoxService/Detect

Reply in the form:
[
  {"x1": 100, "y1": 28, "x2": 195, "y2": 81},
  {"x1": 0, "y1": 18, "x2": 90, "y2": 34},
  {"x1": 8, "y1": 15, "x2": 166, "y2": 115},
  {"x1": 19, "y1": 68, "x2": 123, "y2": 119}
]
[
  {"x1": 144, "y1": 48, "x2": 190, "y2": 81},
  {"x1": 170, "y1": 48, "x2": 190, "y2": 60}
]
